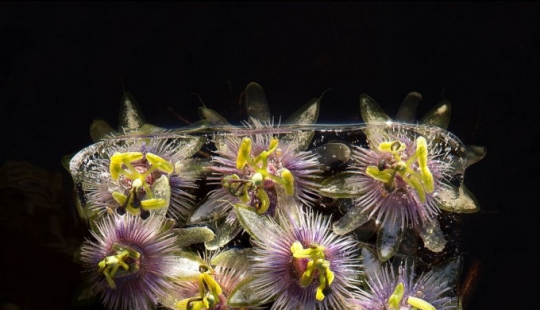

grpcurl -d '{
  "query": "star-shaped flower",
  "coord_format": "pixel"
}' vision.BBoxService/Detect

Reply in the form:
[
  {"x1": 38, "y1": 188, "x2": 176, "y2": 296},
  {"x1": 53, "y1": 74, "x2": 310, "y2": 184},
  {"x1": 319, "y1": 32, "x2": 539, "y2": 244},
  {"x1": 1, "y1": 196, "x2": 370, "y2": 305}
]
[{"x1": 320, "y1": 92, "x2": 485, "y2": 260}]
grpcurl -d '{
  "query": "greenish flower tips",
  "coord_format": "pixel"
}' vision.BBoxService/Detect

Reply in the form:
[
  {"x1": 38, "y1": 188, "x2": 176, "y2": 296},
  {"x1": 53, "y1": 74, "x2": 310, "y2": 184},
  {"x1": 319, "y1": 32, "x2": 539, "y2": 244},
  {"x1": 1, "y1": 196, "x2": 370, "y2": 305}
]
[
  {"x1": 290, "y1": 241, "x2": 335, "y2": 301},
  {"x1": 97, "y1": 243, "x2": 141, "y2": 289},
  {"x1": 366, "y1": 136, "x2": 434, "y2": 202}
]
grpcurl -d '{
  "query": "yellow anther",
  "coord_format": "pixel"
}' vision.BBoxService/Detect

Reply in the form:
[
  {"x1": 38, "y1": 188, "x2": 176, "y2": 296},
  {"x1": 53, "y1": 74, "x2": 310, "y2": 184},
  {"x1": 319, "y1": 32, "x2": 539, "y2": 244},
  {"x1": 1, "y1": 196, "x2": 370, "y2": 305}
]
[
  {"x1": 110, "y1": 152, "x2": 143, "y2": 180},
  {"x1": 368, "y1": 136, "x2": 435, "y2": 202},
  {"x1": 175, "y1": 266, "x2": 223, "y2": 310},
  {"x1": 280, "y1": 168, "x2": 295, "y2": 196},
  {"x1": 109, "y1": 151, "x2": 173, "y2": 216},
  {"x1": 290, "y1": 241, "x2": 334, "y2": 301},
  {"x1": 97, "y1": 245, "x2": 140, "y2": 289},
  {"x1": 407, "y1": 296, "x2": 436, "y2": 310},
  {"x1": 388, "y1": 282, "x2": 405, "y2": 310},
  {"x1": 236, "y1": 137, "x2": 253, "y2": 169},
  {"x1": 379, "y1": 141, "x2": 406, "y2": 153},
  {"x1": 146, "y1": 152, "x2": 175, "y2": 174},
  {"x1": 140, "y1": 198, "x2": 168, "y2": 210}
]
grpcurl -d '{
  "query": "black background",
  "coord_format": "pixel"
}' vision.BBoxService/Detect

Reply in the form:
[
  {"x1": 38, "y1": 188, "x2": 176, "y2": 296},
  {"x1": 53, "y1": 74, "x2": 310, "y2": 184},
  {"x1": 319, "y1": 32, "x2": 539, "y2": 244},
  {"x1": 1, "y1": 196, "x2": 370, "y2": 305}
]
[{"x1": 0, "y1": 2, "x2": 538, "y2": 309}]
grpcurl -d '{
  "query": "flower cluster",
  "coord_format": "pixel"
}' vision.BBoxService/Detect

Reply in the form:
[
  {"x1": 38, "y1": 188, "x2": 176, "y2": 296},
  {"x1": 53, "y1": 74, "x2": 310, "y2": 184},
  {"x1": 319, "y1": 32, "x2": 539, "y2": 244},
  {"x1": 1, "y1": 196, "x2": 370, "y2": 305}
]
[{"x1": 66, "y1": 84, "x2": 484, "y2": 309}]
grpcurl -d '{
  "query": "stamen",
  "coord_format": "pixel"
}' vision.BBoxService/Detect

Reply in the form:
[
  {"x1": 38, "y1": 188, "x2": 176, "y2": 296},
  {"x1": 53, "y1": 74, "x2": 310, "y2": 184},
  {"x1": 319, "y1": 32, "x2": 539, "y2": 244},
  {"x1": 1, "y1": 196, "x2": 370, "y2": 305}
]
[
  {"x1": 97, "y1": 244, "x2": 141, "y2": 289},
  {"x1": 109, "y1": 152, "x2": 173, "y2": 217},
  {"x1": 175, "y1": 265, "x2": 223, "y2": 310},
  {"x1": 290, "y1": 241, "x2": 334, "y2": 301},
  {"x1": 387, "y1": 282, "x2": 405, "y2": 310},
  {"x1": 230, "y1": 137, "x2": 295, "y2": 213},
  {"x1": 366, "y1": 136, "x2": 434, "y2": 202}
]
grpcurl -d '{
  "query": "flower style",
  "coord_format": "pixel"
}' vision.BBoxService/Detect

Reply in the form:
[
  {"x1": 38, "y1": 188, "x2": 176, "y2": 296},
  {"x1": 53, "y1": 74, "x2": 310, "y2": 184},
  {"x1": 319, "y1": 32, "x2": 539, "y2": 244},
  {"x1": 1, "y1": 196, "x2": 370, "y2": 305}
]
[
  {"x1": 228, "y1": 203, "x2": 361, "y2": 310},
  {"x1": 80, "y1": 214, "x2": 179, "y2": 310},
  {"x1": 68, "y1": 92, "x2": 204, "y2": 222},
  {"x1": 320, "y1": 92, "x2": 485, "y2": 260},
  {"x1": 351, "y1": 247, "x2": 460, "y2": 310},
  {"x1": 161, "y1": 249, "x2": 257, "y2": 310}
]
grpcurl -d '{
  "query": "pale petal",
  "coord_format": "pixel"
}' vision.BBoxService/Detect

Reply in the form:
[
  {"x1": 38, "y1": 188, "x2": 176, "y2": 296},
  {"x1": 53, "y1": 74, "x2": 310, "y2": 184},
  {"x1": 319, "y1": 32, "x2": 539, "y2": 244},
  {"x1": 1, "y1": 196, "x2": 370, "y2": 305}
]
[
  {"x1": 118, "y1": 92, "x2": 147, "y2": 132},
  {"x1": 418, "y1": 219, "x2": 446, "y2": 252},
  {"x1": 170, "y1": 251, "x2": 207, "y2": 280},
  {"x1": 465, "y1": 145, "x2": 486, "y2": 168},
  {"x1": 419, "y1": 100, "x2": 452, "y2": 129},
  {"x1": 245, "y1": 82, "x2": 270, "y2": 122},
  {"x1": 235, "y1": 204, "x2": 280, "y2": 240},
  {"x1": 210, "y1": 248, "x2": 255, "y2": 268},
  {"x1": 228, "y1": 276, "x2": 272, "y2": 307},
  {"x1": 281, "y1": 96, "x2": 321, "y2": 152},
  {"x1": 332, "y1": 206, "x2": 372, "y2": 235},
  {"x1": 377, "y1": 219, "x2": 403, "y2": 261},
  {"x1": 90, "y1": 118, "x2": 115, "y2": 142},
  {"x1": 320, "y1": 172, "x2": 363, "y2": 198},
  {"x1": 437, "y1": 184, "x2": 480, "y2": 213},
  {"x1": 173, "y1": 227, "x2": 215, "y2": 248},
  {"x1": 359, "y1": 94, "x2": 391, "y2": 124},
  {"x1": 204, "y1": 216, "x2": 242, "y2": 250},
  {"x1": 396, "y1": 91, "x2": 422, "y2": 123},
  {"x1": 198, "y1": 106, "x2": 231, "y2": 126}
]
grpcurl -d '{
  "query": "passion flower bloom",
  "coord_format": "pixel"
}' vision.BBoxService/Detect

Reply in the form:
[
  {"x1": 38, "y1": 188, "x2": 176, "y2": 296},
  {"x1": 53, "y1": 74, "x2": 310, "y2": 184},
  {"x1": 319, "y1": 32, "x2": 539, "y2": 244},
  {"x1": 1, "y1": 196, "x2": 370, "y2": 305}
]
[
  {"x1": 320, "y1": 92, "x2": 485, "y2": 260},
  {"x1": 80, "y1": 214, "x2": 179, "y2": 310},
  {"x1": 351, "y1": 247, "x2": 460, "y2": 310},
  {"x1": 228, "y1": 203, "x2": 361, "y2": 310},
  {"x1": 161, "y1": 249, "x2": 258, "y2": 310},
  {"x1": 189, "y1": 82, "x2": 323, "y2": 249}
]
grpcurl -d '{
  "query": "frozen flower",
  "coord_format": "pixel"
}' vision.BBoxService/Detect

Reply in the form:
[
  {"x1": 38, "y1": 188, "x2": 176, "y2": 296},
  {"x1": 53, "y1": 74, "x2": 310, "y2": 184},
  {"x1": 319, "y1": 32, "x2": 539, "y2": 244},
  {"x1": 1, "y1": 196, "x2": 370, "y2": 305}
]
[
  {"x1": 189, "y1": 82, "x2": 323, "y2": 249},
  {"x1": 68, "y1": 92, "x2": 204, "y2": 222},
  {"x1": 320, "y1": 93, "x2": 485, "y2": 260},
  {"x1": 228, "y1": 203, "x2": 361, "y2": 310},
  {"x1": 161, "y1": 249, "x2": 258, "y2": 310},
  {"x1": 351, "y1": 247, "x2": 460, "y2": 310},
  {"x1": 80, "y1": 214, "x2": 179, "y2": 310}
]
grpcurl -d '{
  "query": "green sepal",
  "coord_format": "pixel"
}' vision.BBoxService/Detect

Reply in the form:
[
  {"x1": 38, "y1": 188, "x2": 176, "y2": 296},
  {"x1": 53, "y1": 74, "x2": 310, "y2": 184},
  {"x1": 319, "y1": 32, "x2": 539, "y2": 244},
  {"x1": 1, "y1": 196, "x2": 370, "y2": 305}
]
[
  {"x1": 228, "y1": 275, "x2": 273, "y2": 307},
  {"x1": 320, "y1": 172, "x2": 363, "y2": 198}
]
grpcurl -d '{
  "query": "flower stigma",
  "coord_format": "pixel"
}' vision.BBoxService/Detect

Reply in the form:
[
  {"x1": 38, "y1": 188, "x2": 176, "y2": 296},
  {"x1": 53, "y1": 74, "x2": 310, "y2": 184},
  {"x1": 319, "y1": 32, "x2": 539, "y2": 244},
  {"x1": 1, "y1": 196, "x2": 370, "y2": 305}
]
[
  {"x1": 222, "y1": 137, "x2": 295, "y2": 214},
  {"x1": 174, "y1": 265, "x2": 224, "y2": 310},
  {"x1": 97, "y1": 243, "x2": 141, "y2": 289},
  {"x1": 290, "y1": 241, "x2": 335, "y2": 301},
  {"x1": 109, "y1": 151, "x2": 174, "y2": 218},
  {"x1": 366, "y1": 136, "x2": 434, "y2": 202}
]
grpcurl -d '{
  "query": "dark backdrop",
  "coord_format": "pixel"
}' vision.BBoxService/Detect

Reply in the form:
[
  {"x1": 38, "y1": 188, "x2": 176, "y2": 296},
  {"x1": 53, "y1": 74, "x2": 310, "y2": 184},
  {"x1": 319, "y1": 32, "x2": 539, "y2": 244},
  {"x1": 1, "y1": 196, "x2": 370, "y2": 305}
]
[{"x1": 0, "y1": 2, "x2": 537, "y2": 309}]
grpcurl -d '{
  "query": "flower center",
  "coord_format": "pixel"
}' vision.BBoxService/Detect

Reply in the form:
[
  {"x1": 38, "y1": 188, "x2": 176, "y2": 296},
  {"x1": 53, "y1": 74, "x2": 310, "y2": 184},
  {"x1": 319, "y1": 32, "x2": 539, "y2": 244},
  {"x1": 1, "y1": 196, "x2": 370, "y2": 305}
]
[
  {"x1": 387, "y1": 282, "x2": 435, "y2": 310},
  {"x1": 290, "y1": 241, "x2": 335, "y2": 301},
  {"x1": 365, "y1": 136, "x2": 434, "y2": 202},
  {"x1": 97, "y1": 243, "x2": 141, "y2": 289},
  {"x1": 174, "y1": 265, "x2": 224, "y2": 310},
  {"x1": 222, "y1": 137, "x2": 295, "y2": 214},
  {"x1": 109, "y1": 151, "x2": 174, "y2": 218}
]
